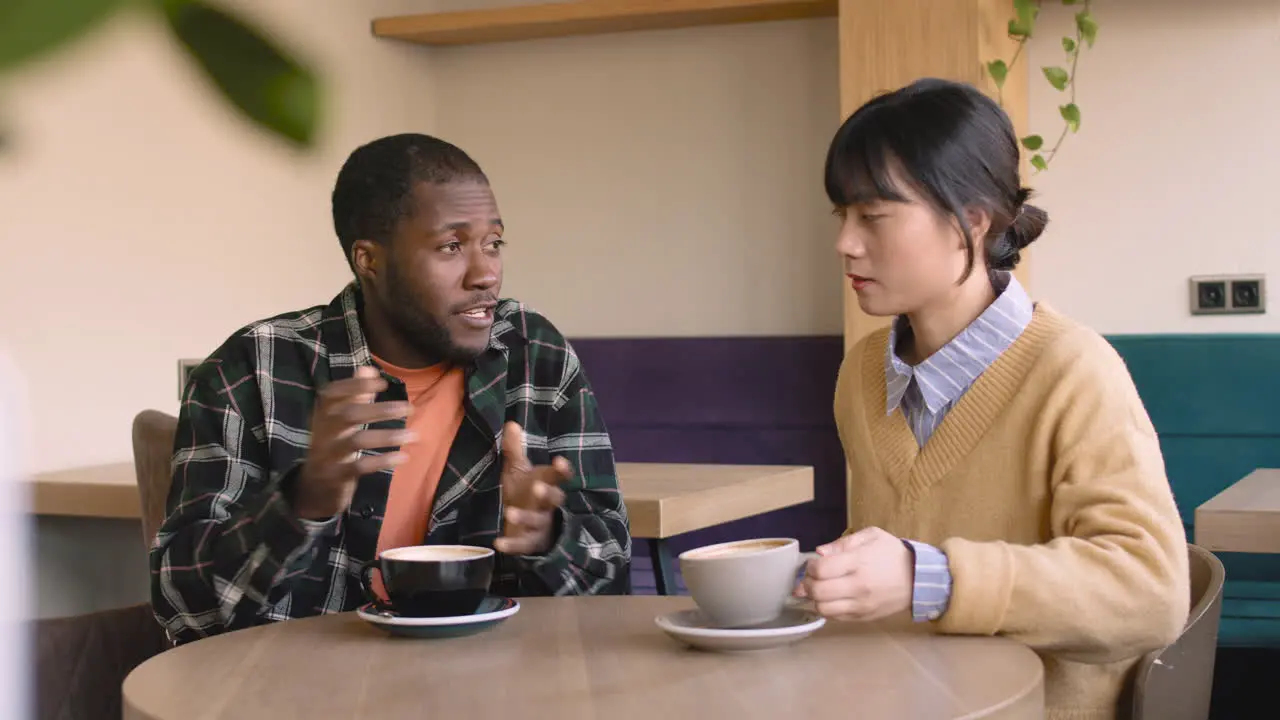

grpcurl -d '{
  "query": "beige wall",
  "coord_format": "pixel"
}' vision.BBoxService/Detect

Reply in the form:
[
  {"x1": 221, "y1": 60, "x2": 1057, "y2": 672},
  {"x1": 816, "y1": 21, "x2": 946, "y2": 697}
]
[
  {"x1": 0, "y1": 0, "x2": 437, "y2": 475},
  {"x1": 1027, "y1": 0, "x2": 1280, "y2": 334},
  {"x1": 432, "y1": 18, "x2": 842, "y2": 338}
]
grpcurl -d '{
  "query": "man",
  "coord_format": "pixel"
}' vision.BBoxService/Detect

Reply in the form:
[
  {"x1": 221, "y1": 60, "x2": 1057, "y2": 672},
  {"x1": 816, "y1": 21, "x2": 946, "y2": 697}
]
[{"x1": 151, "y1": 134, "x2": 632, "y2": 645}]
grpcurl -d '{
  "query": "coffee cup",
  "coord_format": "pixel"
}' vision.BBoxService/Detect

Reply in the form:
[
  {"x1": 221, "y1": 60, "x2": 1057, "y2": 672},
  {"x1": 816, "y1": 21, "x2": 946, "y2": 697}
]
[
  {"x1": 678, "y1": 538, "x2": 816, "y2": 628},
  {"x1": 359, "y1": 544, "x2": 495, "y2": 618}
]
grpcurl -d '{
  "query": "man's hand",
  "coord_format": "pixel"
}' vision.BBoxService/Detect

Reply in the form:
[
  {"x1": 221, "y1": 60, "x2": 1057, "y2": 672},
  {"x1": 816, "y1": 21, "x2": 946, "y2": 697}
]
[
  {"x1": 293, "y1": 366, "x2": 414, "y2": 520},
  {"x1": 794, "y1": 526, "x2": 914, "y2": 622},
  {"x1": 494, "y1": 421, "x2": 572, "y2": 556}
]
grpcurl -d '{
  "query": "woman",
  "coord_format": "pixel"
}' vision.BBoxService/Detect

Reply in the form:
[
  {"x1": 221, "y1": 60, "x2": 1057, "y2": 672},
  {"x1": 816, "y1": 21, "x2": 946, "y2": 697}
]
[{"x1": 796, "y1": 78, "x2": 1189, "y2": 720}]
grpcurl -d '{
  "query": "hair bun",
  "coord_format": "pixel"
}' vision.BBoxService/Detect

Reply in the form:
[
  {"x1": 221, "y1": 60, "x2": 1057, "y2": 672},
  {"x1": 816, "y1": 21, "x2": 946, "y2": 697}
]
[
  {"x1": 987, "y1": 188, "x2": 1049, "y2": 271},
  {"x1": 1006, "y1": 200, "x2": 1048, "y2": 251}
]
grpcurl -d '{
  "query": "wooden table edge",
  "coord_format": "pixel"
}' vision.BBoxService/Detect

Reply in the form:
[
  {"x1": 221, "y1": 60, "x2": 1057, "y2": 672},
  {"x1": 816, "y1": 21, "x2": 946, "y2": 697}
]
[
  {"x1": 646, "y1": 466, "x2": 815, "y2": 538},
  {"x1": 1195, "y1": 468, "x2": 1280, "y2": 511}
]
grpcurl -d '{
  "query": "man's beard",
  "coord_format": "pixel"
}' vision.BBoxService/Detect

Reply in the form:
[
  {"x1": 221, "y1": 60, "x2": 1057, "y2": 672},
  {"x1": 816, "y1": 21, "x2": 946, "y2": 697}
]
[{"x1": 383, "y1": 262, "x2": 486, "y2": 365}]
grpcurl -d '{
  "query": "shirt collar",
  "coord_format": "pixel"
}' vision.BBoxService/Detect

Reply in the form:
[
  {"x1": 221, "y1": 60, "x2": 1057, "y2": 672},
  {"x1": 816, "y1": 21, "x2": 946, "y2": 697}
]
[{"x1": 884, "y1": 271, "x2": 1034, "y2": 415}]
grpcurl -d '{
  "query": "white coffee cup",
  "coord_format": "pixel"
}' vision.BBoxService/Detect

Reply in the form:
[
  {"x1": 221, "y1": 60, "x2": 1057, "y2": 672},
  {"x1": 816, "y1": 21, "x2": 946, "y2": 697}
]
[{"x1": 678, "y1": 538, "x2": 816, "y2": 628}]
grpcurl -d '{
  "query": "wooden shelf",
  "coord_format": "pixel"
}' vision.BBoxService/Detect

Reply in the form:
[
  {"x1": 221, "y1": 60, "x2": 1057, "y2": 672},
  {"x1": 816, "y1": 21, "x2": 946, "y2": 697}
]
[{"x1": 371, "y1": 0, "x2": 837, "y2": 46}]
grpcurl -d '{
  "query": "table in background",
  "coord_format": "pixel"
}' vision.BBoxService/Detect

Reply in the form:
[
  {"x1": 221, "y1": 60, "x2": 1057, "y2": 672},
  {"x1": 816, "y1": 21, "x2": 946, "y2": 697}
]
[
  {"x1": 29, "y1": 461, "x2": 815, "y2": 595},
  {"x1": 1195, "y1": 468, "x2": 1280, "y2": 553},
  {"x1": 123, "y1": 596, "x2": 1044, "y2": 720}
]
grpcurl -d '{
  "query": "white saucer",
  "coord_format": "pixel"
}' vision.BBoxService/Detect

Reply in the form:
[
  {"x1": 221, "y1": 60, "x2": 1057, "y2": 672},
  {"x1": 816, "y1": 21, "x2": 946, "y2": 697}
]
[
  {"x1": 357, "y1": 596, "x2": 520, "y2": 638},
  {"x1": 655, "y1": 605, "x2": 826, "y2": 652}
]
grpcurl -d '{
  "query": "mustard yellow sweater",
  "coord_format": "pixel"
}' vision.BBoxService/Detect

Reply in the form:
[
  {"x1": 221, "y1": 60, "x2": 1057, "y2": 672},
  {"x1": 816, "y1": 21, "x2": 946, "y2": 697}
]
[{"x1": 835, "y1": 304, "x2": 1190, "y2": 720}]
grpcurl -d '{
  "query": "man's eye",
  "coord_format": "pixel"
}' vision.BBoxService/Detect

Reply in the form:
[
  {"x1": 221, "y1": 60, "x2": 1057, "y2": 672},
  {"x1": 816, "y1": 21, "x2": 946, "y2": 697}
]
[{"x1": 441, "y1": 241, "x2": 462, "y2": 253}]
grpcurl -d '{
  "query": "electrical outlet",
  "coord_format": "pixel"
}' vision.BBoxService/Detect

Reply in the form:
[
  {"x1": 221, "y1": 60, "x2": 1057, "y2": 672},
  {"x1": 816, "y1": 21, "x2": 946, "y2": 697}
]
[
  {"x1": 1189, "y1": 275, "x2": 1266, "y2": 315},
  {"x1": 177, "y1": 358, "x2": 204, "y2": 400}
]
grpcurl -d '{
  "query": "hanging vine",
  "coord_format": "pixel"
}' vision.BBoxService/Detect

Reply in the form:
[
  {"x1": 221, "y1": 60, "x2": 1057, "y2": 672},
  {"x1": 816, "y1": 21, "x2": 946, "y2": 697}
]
[{"x1": 985, "y1": 0, "x2": 1098, "y2": 173}]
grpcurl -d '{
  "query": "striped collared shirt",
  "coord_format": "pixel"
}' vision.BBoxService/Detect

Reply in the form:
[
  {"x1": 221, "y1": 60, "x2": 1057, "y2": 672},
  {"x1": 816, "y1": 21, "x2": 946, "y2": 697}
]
[{"x1": 884, "y1": 271, "x2": 1034, "y2": 622}]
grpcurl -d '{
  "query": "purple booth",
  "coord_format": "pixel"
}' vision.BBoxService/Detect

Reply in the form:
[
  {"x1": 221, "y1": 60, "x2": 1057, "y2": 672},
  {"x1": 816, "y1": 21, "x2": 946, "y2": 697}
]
[{"x1": 568, "y1": 335, "x2": 848, "y2": 594}]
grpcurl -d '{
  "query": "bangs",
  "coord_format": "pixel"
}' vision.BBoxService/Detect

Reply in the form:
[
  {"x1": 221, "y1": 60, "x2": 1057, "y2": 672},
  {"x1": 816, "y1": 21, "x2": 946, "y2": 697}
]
[{"x1": 823, "y1": 112, "x2": 912, "y2": 208}]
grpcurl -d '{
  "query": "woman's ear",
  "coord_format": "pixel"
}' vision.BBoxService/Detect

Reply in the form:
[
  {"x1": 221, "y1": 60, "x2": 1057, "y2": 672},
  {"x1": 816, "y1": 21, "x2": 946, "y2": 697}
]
[{"x1": 963, "y1": 206, "x2": 993, "y2": 243}]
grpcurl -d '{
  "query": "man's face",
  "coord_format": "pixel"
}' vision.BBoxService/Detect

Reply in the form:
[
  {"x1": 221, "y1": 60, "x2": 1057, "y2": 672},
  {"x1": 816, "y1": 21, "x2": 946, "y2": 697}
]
[{"x1": 372, "y1": 180, "x2": 504, "y2": 365}]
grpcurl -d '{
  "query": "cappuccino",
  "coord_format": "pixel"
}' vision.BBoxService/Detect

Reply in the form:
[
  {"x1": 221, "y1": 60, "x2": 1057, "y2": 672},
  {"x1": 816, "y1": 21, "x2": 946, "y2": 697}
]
[
  {"x1": 381, "y1": 545, "x2": 491, "y2": 562},
  {"x1": 683, "y1": 539, "x2": 790, "y2": 560}
]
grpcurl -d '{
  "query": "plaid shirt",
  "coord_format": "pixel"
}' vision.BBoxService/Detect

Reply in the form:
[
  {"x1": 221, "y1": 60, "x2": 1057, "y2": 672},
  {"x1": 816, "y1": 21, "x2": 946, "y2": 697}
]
[{"x1": 151, "y1": 283, "x2": 632, "y2": 645}]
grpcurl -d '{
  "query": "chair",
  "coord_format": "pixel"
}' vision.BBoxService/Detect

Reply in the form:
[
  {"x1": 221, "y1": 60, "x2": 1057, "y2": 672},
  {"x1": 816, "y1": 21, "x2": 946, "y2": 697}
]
[
  {"x1": 33, "y1": 603, "x2": 171, "y2": 720},
  {"x1": 34, "y1": 603, "x2": 172, "y2": 720},
  {"x1": 130, "y1": 410, "x2": 178, "y2": 556},
  {"x1": 1128, "y1": 544, "x2": 1226, "y2": 720},
  {"x1": 34, "y1": 408, "x2": 177, "y2": 719}
]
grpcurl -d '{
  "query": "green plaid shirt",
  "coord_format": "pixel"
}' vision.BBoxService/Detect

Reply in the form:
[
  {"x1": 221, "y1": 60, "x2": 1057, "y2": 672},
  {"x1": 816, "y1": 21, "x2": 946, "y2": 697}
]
[{"x1": 151, "y1": 283, "x2": 632, "y2": 645}]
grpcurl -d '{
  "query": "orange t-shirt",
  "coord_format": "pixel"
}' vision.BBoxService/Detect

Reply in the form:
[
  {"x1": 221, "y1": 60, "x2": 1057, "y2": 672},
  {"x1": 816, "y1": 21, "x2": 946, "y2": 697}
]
[{"x1": 370, "y1": 356, "x2": 467, "y2": 600}]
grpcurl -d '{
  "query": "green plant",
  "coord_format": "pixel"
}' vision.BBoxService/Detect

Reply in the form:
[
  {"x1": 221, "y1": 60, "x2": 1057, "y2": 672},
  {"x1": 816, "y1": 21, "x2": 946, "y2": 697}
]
[
  {"x1": 985, "y1": 0, "x2": 1098, "y2": 173},
  {"x1": 0, "y1": 0, "x2": 319, "y2": 150}
]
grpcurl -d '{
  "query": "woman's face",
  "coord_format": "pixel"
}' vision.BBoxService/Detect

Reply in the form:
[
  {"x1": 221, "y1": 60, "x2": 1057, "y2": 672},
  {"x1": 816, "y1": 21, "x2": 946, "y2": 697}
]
[{"x1": 834, "y1": 172, "x2": 985, "y2": 318}]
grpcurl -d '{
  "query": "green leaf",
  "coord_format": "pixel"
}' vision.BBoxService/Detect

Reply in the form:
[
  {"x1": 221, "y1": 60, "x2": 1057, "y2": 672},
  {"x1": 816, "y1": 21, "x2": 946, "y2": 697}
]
[
  {"x1": 986, "y1": 60, "x2": 1009, "y2": 89},
  {"x1": 1060, "y1": 103, "x2": 1082, "y2": 132},
  {"x1": 1062, "y1": 36, "x2": 1076, "y2": 53},
  {"x1": 1031, "y1": 154, "x2": 1048, "y2": 172},
  {"x1": 1042, "y1": 66, "x2": 1070, "y2": 91},
  {"x1": 161, "y1": 0, "x2": 319, "y2": 147},
  {"x1": 1021, "y1": 134, "x2": 1045, "y2": 151},
  {"x1": 0, "y1": 0, "x2": 125, "y2": 72},
  {"x1": 1076, "y1": 10, "x2": 1099, "y2": 47},
  {"x1": 1008, "y1": 0, "x2": 1039, "y2": 38},
  {"x1": 1013, "y1": 0, "x2": 1039, "y2": 28},
  {"x1": 1062, "y1": 0, "x2": 1079, "y2": 5}
]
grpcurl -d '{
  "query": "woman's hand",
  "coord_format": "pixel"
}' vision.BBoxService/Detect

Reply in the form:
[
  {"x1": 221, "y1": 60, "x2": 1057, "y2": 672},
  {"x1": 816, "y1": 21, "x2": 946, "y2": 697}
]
[{"x1": 795, "y1": 526, "x2": 915, "y2": 621}]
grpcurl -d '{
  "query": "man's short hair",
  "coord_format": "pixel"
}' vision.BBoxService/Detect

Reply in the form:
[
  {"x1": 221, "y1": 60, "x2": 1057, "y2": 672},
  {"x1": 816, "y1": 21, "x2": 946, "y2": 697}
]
[{"x1": 331, "y1": 133, "x2": 488, "y2": 265}]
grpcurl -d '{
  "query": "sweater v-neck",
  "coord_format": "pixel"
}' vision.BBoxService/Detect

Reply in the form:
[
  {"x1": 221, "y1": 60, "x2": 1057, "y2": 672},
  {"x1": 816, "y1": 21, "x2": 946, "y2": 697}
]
[{"x1": 859, "y1": 303, "x2": 1069, "y2": 502}]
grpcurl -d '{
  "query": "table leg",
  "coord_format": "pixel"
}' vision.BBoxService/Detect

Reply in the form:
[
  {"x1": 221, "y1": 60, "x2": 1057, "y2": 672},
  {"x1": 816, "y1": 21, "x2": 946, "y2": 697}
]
[{"x1": 648, "y1": 538, "x2": 677, "y2": 595}]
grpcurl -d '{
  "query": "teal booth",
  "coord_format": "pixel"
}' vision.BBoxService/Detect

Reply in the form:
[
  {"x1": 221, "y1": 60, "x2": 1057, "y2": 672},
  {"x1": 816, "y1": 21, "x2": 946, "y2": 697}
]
[{"x1": 1108, "y1": 334, "x2": 1280, "y2": 648}]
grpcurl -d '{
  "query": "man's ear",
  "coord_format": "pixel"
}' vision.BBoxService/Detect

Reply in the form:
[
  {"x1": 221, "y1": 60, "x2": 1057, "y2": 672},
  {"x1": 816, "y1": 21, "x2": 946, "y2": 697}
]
[{"x1": 351, "y1": 239, "x2": 381, "y2": 284}]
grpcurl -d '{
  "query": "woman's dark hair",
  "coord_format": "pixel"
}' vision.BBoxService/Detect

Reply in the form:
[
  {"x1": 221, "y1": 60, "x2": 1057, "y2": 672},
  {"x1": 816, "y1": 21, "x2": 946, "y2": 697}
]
[{"x1": 824, "y1": 77, "x2": 1048, "y2": 278}]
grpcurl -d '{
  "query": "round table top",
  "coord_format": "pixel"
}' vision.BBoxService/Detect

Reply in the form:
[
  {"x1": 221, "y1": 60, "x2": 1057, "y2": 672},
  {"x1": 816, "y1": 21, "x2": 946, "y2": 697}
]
[{"x1": 123, "y1": 596, "x2": 1044, "y2": 720}]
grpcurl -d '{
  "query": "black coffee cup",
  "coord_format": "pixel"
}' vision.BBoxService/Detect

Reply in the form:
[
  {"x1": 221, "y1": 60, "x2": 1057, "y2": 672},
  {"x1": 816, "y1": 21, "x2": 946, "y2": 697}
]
[{"x1": 359, "y1": 544, "x2": 496, "y2": 618}]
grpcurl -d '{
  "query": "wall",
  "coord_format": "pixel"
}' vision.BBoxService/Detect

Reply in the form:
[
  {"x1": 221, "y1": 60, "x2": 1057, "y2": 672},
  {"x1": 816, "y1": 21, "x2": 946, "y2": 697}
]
[
  {"x1": 0, "y1": 0, "x2": 437, "y2": 476},
  {"x1": 1028, "y1": 0, "x2": 1280, "y2": 333},
  {"x1": 431, "y1": 17, "x2": 843, "y2": 338}
]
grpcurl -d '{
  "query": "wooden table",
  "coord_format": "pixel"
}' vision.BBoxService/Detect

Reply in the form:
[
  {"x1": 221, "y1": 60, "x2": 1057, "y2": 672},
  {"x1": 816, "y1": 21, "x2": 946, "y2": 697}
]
[
  {"x1": 1195, "y1": 468, "x2": 1280, "y2": 553},
  {"x1": 123, "y1": 596, "x2": 1044, "y2": 720},
  {"x1": 29, "y1": 462, "x2": 139, "y2": 519},
  {"x1": 29, "y1": 461, "x2": 814, "y2": 594}
]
